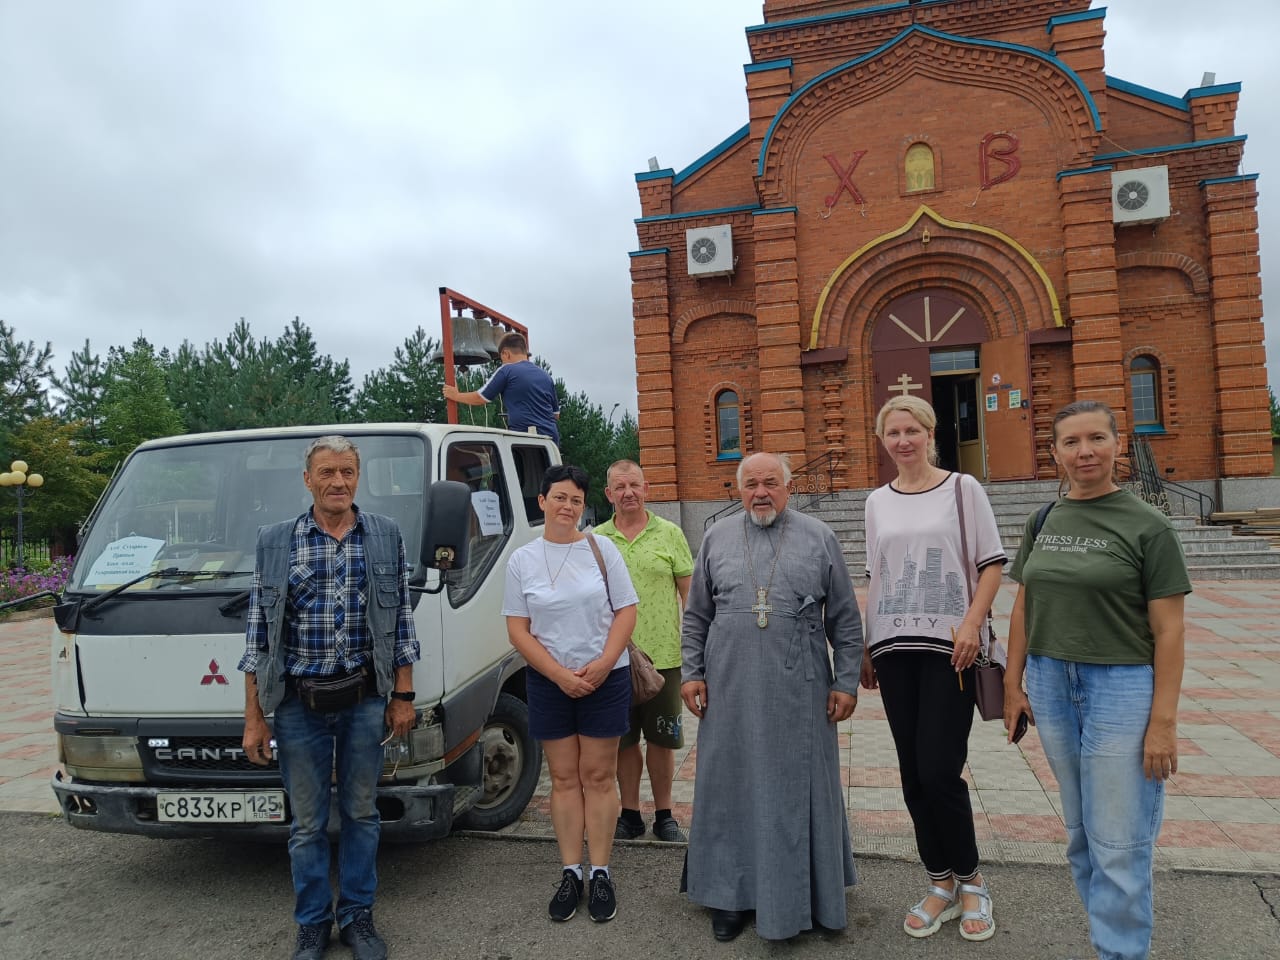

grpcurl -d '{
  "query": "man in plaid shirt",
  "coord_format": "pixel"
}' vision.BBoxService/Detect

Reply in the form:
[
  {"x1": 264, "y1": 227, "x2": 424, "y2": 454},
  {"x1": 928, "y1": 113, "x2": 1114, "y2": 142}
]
[{"x1": 240, "y1": 436, "x2": 417, "y2": 960}]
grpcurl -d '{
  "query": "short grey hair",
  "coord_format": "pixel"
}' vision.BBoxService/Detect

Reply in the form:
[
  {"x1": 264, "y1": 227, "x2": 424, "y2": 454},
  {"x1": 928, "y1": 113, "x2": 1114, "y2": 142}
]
[
  {"x1": 736, "y1": 452, "x2": 792, "y2": 488},
  {"x1": 304, "y1": 435, "x2": 360, "y2": 471}
]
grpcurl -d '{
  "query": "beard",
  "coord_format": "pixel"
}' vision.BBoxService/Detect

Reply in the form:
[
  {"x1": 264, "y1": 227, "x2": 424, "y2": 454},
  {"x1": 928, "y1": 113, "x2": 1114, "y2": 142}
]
[{"x1": 747, "y1": 507, "x2": 778, "y2": 527}]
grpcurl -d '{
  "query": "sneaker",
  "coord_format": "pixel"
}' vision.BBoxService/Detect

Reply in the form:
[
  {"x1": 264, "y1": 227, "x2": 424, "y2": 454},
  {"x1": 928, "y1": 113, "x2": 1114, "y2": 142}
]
[
  {"x1": 292, "y1": 923, "x2": 331, "y2": 960},
  {"x1": 548, "y1": 868, "x2": 584, "y2": 922},
  {"x1": 338, "y1": 909, "x2": 387, "y2": 960},
  {"x1": 652, "y1": 816, "x2": 687, "y2": 842},
  {"x1": 614, "y1": 815, "x2": 645, "y2": 840},
  {"x1": 588, "y1": 869, "x2": 617, "y2": 922}
]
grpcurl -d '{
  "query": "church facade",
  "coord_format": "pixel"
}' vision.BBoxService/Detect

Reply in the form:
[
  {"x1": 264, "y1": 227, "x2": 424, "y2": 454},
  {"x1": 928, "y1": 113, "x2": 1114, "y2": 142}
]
[{"x1": 629, "y1": 0, "x2": 1270, "y2": 508}]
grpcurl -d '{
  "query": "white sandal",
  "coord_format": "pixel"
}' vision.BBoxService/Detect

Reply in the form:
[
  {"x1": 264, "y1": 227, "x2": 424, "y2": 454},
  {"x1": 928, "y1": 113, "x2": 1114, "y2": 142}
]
[
  {"x1": 903, "y1": 884, "x2": 962, "y2": 938},
  {"x1": 958, "y1": 879, "x2": 996, "y2": 942}
]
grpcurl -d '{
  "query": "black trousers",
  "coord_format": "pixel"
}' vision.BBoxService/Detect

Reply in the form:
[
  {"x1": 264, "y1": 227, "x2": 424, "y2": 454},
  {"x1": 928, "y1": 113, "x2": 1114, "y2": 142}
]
[{"x1": 874, "y1": 649, "x2": 979, "y2": 880}]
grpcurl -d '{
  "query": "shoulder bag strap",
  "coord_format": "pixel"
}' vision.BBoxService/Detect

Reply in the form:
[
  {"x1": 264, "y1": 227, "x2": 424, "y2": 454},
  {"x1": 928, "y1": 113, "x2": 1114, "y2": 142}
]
[
  {"x1": 953, "y1": 474, "x2": 973, "y2": 604},
  {"x1": 584, "y1": 532, "x2": 614, "y2": 611}
]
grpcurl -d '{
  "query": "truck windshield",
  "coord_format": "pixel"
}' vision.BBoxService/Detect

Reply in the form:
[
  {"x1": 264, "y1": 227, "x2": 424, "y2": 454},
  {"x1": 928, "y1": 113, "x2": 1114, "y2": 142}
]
[{"x1": 67, "y1": 434, "x2": 426, "y2": 594}]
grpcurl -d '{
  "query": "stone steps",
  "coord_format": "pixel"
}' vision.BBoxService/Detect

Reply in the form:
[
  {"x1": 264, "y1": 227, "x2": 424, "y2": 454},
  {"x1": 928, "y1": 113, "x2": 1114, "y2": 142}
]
[{"x1": 797, "y1": 481, "x2": 1280, "y2": 581}]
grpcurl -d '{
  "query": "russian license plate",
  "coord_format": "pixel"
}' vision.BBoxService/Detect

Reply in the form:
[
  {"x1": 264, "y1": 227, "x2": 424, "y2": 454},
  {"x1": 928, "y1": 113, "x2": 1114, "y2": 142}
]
[{"x1": 156, "y1": 791, "x2": 285, "y2": 823}]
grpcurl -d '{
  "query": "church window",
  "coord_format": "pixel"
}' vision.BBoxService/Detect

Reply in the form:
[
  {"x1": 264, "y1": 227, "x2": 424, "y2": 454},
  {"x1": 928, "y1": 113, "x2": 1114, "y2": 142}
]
[
  {"x1": 716, "y1": 390, "x2": 741, "y2": 458},
  {"x1": 1130, "y1": 355, "x2": 1162, "y2": 431},
  {"x1": 904, "y1": 143, "x2": 936, "y2": 192}
]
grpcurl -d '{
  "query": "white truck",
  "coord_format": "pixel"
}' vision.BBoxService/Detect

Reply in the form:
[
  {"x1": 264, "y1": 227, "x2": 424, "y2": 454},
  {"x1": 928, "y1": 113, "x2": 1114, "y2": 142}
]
[{"x1": 49, "y1": 422, "x2": 557, "y2": 839}]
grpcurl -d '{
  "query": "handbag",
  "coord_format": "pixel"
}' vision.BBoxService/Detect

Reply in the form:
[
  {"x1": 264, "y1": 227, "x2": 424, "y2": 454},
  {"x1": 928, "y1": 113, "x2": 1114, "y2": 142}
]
[
  {"x1": 584, "y1": 532, "x2": 666, "y2": 706},
  {"x1": 954, "y1": 476, "x2": 1005, "y2": 721}
]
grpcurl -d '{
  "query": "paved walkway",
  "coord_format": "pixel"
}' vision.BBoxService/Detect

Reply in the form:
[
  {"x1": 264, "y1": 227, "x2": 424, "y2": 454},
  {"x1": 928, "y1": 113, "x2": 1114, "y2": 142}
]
[{"x1": 4, "y1": 581, "x2": 1279, "y2": 874}]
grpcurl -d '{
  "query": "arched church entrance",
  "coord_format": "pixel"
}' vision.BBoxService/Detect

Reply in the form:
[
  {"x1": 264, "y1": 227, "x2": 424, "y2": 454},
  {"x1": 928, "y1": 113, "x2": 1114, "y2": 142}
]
[{"x1": 871, "y1": 289, "x2": 1035, "y2": 485}]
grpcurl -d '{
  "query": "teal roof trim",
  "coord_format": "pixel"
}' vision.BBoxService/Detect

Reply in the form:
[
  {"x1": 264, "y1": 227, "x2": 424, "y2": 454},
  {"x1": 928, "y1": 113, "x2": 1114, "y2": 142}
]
[
  {"x1": 673, "y1": 125, "x2": 750, "y2": 186},
  {"x1": 1094, "y1": 134, "x2": 1246, "y2": 161},
  {"x1": 635, "y1": 168, "x2": 675, "y2": 182},
  {"x1": 1200, "y1": 174, "x2": 1258, "y2": 186},
  {"x1": 628, "y1": 248, "x2": 670, "y2": 258},
  {"x1": 745, "y1": 58, "x2": 792, "y2": 74},
  {"x1": 753, "y1": 207, "x2": 798, "y2": 216},
  {"x1": 1057, "y1": 165, "x2": 1113, "y2": 181},
  {"x1": 1107, "y1": 77, "x2": 1186, "y2": 111},
  {"x1": 757, "y1": 25, "x2": 1101, "y2": 176},
  {"x1": 745, "y1": 1, "x2": 926, "y2": 35},
  {"x1": 634, "y1": 203, "x2": 760, "y2": 225},
  {"x1": 1185, "y1": 82, "x2": 1242, "y2": 99},
  {"x1": 1046, "y1": 8, "x2": 1106, "y2": 32}
]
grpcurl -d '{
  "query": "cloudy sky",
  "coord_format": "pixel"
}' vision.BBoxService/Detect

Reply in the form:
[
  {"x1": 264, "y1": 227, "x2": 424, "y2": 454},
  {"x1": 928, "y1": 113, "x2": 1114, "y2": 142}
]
[{"x1": 1, "y1": 0, "x2": 1276, "y2": 420}]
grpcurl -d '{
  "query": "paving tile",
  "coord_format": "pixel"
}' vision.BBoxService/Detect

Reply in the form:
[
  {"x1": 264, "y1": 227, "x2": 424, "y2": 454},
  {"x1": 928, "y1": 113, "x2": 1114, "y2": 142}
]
[
  {"x1": 1191, "y1": 795, "x2": 1280, "y2": 824},
  {"x1": 1215, "y1": 821, "x2": 1280, "y2": 853}
]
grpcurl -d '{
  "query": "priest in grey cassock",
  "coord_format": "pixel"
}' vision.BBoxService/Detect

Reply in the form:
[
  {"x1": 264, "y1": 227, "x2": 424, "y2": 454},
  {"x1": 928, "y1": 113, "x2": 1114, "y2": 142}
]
[{"x1": 680, "y1": 451, "x2": 864, "y2": 943}]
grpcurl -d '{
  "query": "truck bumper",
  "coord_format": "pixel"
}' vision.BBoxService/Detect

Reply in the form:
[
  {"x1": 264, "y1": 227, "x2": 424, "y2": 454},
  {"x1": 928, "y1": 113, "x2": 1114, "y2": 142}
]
[{"x1": 51, "y1": 770, "x2": 458, "y2": 842}]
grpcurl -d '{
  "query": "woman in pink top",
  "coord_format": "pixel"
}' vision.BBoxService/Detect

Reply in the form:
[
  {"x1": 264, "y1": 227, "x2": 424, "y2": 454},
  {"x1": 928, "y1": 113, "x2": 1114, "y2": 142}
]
[{"x1": 861, "y1": 396, "x2": 1006, "y2": 943}]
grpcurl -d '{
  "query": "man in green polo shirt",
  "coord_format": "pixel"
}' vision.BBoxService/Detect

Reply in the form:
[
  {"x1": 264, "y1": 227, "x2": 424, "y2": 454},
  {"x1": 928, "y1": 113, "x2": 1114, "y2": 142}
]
[{"x1": 596, "y1": 459, "x2": 694, "y2": 842}]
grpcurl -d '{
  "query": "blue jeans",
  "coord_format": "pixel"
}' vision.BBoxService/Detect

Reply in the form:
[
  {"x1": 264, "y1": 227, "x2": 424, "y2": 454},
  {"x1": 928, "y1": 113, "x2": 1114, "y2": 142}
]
[
  {"x1": 1025, "y1": 656, "x2": 1164, "y2": 960},
  {"x1": 274, "y1": 691, "x2": 386, "y2": 928}
]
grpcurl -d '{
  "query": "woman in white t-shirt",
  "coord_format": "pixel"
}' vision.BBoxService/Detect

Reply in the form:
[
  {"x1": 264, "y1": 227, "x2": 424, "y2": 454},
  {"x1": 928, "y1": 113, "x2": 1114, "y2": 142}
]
[
  {"x1": 860, "y1": 396, "x2": 1006, "y2": 943},
  {"x1": 503, "y1": 464, "x2": 638, "y2": 924}
]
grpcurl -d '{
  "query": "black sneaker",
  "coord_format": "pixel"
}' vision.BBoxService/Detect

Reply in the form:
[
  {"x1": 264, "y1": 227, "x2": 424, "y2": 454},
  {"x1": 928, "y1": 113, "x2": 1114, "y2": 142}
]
[
  {"x1": 548, "y1": 868, "x2": 584, "y2": 921},
  {"x1": 338, "y1": 909, "x2": 387, "y2": 960},
  {"x1": 614, "y1": 815, "x2": 645, "y2": 840},
  {"x1": 588, "y1": 869, "x2": 617, "y2": 922},
  {"x1": 292, "y1": 923, "x2": 331, "y2": 960},
  {"x1": 652, "y1": 816, "x2": 687, "y2": 842}
]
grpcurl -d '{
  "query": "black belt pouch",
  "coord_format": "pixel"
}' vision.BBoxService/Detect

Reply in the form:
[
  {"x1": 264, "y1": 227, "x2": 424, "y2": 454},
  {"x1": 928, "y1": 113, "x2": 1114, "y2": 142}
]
[{"x1": 295, "y1": 668, "x2": 370, "y2": 712}]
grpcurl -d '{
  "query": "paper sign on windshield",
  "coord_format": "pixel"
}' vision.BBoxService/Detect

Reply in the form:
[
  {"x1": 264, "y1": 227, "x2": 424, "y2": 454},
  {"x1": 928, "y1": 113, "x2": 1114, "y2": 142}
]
[{"x1": 85, "y1": 537, "x2": 166, "y2": 585}]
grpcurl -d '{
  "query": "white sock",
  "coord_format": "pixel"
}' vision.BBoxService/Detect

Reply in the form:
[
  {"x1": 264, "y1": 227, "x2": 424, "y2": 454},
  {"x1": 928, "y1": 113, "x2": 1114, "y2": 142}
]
[
  {"x1": 564, "y1": 863, "x2": 583, "y2": 880},
  {"x1": 591, "y1": 864, "x2": 610, "y2": 879}
]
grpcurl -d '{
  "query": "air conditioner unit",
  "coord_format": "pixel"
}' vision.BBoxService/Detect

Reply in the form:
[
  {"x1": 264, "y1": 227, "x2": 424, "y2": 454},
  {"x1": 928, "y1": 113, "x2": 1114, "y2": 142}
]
[
  {"x1": 1111, "y1": 165, "x2": 1170, "y2": 225},
  {"x1": 685, "y1": 224, "x2": 734, "y2": 277}
]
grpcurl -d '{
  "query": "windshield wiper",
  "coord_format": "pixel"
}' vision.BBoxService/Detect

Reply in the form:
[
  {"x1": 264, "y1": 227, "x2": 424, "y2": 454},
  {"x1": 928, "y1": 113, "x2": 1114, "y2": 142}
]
[{"x1": 81, "y1": 568, "x2": 254, "y2": 616}]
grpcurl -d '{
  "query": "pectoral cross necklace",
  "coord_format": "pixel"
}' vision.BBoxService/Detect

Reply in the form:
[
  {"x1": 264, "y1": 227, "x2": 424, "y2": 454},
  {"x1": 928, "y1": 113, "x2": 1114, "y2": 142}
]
[{"x1": 743, "y1": 512, "x2": 787, "y2": 628}]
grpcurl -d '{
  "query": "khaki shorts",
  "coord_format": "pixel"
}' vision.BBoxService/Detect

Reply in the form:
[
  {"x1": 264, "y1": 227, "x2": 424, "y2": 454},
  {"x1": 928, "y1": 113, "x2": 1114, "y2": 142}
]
[{"x1": 619, "y1": 666, "x2": 685, "y2": 750}]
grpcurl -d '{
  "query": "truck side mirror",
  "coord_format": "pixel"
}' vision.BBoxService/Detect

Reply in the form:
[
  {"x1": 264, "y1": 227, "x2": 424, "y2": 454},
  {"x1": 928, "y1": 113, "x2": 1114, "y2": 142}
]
[{"x1": 421, "y1": 480, "x2": 471, "y2": 571}]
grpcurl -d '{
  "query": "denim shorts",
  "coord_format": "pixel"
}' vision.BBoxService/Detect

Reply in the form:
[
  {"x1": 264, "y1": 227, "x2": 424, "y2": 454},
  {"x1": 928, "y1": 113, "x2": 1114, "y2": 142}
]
[{"x1": 527, "y1": 664, "x2": 632, "y2": 741}]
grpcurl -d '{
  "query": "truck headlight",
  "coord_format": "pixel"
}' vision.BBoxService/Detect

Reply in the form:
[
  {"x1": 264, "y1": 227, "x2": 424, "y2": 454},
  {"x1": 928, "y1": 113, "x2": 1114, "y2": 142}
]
[{"x1": 60, "y1": 735, "x2": 145, "y2": 782}]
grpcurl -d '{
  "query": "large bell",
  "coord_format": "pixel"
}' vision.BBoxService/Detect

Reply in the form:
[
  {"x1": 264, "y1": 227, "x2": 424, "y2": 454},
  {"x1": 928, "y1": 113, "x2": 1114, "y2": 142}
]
[
  {"x1": 482, "y1": 322, "x2": 504, "y2": 359},
  {"x1": 448, "y1": 315, "x2": 493, "y2": 366}
]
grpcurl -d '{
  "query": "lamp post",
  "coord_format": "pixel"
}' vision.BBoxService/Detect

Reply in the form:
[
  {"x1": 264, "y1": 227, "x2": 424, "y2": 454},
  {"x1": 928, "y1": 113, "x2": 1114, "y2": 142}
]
[
  {"x1": 608, "y1": 403, "x2": 621, "y2": 428},
  {"x1": 0, "y1": 460, "x2": 44, "y2": 569}
]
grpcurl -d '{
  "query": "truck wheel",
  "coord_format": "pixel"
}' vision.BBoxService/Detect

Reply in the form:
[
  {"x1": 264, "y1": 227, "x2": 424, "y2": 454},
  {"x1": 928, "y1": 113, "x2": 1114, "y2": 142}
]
[{"x1": 456, "y1": 692, "x2": 542, "y2": 831}]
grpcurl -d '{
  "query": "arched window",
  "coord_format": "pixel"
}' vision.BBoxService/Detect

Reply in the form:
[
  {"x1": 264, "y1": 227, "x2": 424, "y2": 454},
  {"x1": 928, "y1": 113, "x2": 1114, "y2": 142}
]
[
  {"x1": 904, "y1": 143, "x2": 936, "y2": 192},
  {"x1": 1130, "y1": 355, "x2": 1162, "y2": 430},
  {"x1": 716, "y1": 390, "x2": 741, "y2": 458}
]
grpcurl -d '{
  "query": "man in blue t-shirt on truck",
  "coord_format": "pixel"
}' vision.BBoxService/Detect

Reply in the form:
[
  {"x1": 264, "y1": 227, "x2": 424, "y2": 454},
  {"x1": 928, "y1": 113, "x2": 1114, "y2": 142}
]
[{"x1": 442, "y1": 331, "x2": 560, "y2": 445}]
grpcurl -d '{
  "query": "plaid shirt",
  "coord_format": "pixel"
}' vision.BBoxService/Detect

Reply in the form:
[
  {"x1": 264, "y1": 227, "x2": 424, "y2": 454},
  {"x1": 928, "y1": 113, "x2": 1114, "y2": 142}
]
[{"x1": 240, "y1": 507, "x2": 419, "y2": 676}]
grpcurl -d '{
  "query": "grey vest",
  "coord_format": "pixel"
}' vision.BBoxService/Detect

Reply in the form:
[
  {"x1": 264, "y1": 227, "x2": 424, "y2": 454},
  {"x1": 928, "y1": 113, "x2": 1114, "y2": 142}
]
[{"x1": 253, "y1": 511, "x2": 406, "y2": 714}]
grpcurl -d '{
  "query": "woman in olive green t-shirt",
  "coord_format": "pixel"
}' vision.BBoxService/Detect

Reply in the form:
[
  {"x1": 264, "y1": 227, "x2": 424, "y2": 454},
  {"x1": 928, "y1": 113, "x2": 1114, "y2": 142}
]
[{"x1": 1003, "y1": 400, "x2": 1190, "y2": 960}]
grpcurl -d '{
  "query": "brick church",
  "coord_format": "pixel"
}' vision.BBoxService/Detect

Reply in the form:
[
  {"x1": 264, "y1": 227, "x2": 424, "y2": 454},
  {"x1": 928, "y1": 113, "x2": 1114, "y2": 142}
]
[{"x1": 629, "y1": 0, "x2": 1270, "y2": 509}]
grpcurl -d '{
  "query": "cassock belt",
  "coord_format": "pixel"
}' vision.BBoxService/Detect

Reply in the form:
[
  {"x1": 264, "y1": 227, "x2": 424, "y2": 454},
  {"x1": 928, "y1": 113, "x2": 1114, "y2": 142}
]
[{"x1": 785, "y1": 596, "x2": 819, "y2": 681}]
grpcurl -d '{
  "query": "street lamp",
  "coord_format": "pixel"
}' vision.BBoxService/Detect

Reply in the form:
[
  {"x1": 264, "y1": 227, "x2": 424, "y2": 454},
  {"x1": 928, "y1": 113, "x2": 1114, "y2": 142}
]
[
  {"x1": 0, "y1": 460, "x2": 44, "y2": 569},
  {"x1": 608, "y1": 403, "x2": 621, "y2": 428}
]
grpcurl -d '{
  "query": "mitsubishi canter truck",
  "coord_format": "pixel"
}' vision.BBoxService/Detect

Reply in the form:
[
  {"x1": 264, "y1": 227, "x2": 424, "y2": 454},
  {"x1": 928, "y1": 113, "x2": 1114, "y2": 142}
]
[{"x1": 49, "y1": 423, "x2": 558, "y2": 839}]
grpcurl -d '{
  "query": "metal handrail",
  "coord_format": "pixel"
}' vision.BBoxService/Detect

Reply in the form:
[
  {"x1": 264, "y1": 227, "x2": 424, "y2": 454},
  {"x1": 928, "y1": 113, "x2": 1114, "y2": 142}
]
[
  {"x1": 1116, "y1": 437, "x2": 1216, "y2": 522},
  {"x1": 703, "y1": 451, "x2": 838, "y2": 529}
]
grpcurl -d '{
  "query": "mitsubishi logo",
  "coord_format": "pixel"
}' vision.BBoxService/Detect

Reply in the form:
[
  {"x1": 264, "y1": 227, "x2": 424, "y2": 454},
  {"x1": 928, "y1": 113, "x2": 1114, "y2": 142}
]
[{"x1": 201, "y1": 659, "x2": 229, "y2": 686}]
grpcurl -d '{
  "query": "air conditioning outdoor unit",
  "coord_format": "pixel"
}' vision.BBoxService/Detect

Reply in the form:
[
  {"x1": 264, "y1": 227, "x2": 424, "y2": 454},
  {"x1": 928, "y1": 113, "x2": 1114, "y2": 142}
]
[
  {"x1": 1111, "y1": 165, "x2": 1170, "y2": 225},
  {"x1": 686, "y1": 224, "x2": 734, "y2": 277}
]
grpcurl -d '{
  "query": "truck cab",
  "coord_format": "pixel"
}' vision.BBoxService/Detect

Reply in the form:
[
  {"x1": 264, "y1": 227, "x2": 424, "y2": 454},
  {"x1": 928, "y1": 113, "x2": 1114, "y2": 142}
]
[{"x1": 51, "y1": 423, "x2": 557, "y2": 839}]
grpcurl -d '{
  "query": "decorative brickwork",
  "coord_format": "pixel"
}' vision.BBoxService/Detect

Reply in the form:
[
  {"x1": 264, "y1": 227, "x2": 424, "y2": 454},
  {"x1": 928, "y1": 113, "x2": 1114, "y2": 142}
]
[{"x1": 633, "y1": 0, "x2": 1268, "y2": 506}]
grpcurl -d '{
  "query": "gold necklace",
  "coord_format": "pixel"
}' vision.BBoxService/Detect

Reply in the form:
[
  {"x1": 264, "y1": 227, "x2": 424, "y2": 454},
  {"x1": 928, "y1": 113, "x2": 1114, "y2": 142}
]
[
  {"x1": 742, "y1": 511, "x2": 787, "y2": 628},
  {"x1": 543, "y1": 538, "x2": 575, "y2": 589}
]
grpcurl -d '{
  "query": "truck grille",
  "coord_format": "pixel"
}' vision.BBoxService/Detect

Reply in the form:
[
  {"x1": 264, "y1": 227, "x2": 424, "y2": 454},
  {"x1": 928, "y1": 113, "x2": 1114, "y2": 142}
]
[{"x1": 147, "y1": 736, "x2": 277, "y2": 773}]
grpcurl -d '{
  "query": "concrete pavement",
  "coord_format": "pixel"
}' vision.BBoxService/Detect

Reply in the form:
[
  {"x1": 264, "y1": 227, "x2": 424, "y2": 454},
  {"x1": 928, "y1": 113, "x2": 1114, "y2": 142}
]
[{"x1": 4, "y1": 580, "x2": 1280, "y2": 874}]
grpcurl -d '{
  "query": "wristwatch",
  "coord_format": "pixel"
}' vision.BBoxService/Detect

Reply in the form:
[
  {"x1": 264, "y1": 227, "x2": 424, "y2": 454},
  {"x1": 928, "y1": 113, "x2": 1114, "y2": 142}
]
[{"x1": 389, "y1": 691, "x2": 415, "y2": 702}]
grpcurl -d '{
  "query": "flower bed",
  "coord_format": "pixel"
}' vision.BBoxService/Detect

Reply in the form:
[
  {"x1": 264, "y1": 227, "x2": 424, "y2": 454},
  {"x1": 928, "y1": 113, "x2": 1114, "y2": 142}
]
[{"x1": 1, "y1": 556, "x2": 74, "y2": 606}]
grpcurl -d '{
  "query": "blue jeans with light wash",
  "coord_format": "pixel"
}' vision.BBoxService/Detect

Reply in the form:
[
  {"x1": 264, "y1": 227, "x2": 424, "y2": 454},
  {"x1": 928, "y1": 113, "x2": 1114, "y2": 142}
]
[
  {"x1": 1025, "y1": 655, "x2": 1164, "y2": 960},
  {"x1": 273, "y1": 691, "x2": 386, "y2": 929}
]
